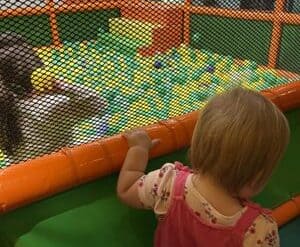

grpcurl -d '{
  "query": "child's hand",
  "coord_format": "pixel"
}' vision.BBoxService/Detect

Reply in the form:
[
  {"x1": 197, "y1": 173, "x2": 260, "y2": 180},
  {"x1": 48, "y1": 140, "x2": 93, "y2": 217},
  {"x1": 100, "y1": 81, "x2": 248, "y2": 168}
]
[{"x1": 123, "y1": 129, "x2": 160, "y2": 151}]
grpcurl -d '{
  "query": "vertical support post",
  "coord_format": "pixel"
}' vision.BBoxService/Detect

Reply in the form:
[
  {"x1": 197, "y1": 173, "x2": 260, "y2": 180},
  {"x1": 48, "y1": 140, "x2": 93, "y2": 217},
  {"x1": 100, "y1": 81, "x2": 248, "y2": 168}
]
[
  {"x1": 183, "y1": 0, "x2": 191, "y2": 45},
  {"x1": 268, "y1": 0, "x2": 286, "y2": 68},
  {"x1": 46, "y1": 0, "x2": 61, "y2": 47}
]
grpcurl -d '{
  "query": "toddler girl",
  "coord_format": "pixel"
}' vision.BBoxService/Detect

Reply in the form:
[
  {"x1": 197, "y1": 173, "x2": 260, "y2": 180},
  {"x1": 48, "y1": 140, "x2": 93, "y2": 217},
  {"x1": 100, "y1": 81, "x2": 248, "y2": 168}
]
[{"x1": 117, "y1": 87, "x2": 289, "y2": 246}]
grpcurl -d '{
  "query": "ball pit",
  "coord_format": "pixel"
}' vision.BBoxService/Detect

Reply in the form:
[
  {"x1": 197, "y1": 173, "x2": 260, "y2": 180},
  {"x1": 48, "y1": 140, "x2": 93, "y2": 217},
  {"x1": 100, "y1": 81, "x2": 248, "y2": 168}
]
[
  {"x1": 36, "y1": 40, "x2": 291, "y2": 141},
  {"x1": 0, "y1": 37, "x2": 292, "y2": 168}
]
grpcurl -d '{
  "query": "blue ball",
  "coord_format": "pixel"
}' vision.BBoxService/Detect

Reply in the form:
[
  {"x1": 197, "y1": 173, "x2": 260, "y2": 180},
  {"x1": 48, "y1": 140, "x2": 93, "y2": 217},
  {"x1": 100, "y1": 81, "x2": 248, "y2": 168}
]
[
  {"x1": 96, "y1": 123, "x2": 108, "y2": 137},
  {"x1": 154, "y1": 60, "x2": 163, "y2": 69},
  {"x1": 206, "y1": 65, "x2": 215, "y2": 73}
]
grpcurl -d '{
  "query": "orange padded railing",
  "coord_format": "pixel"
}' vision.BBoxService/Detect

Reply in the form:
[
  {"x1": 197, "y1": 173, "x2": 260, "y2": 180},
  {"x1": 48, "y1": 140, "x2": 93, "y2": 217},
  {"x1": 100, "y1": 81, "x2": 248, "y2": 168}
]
[{"x1": 0, "y1": 81, "x2": 300, "y2": 228}]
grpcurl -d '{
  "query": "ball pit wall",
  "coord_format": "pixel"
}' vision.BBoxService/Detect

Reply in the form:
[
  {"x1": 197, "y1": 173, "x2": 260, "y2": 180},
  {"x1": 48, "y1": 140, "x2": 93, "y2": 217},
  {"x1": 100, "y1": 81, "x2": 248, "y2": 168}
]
[{"x1": 0, "y1": 82, "x2": 300, "y2": 227}]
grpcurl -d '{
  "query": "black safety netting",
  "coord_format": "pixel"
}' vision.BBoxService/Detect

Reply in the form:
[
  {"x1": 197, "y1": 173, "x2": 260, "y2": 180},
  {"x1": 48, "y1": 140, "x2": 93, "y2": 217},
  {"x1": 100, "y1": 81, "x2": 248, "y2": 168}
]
[{"x1": 0, "y1": 0, "x2": 299, "y2": 168}]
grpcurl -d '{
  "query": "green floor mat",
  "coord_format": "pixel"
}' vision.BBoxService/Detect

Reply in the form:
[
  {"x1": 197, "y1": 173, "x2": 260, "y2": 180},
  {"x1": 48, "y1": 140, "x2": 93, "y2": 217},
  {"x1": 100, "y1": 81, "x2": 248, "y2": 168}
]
[{"x1": 279, "y1": 217, "x2": 300, "y2": 247}]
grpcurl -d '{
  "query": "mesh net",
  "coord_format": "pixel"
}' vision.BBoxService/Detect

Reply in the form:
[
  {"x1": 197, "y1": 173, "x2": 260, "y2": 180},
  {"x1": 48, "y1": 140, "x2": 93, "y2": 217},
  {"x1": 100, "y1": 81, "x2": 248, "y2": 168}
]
[{"x1": 0, "y1": 0, "x2": 299, "y2": 168}]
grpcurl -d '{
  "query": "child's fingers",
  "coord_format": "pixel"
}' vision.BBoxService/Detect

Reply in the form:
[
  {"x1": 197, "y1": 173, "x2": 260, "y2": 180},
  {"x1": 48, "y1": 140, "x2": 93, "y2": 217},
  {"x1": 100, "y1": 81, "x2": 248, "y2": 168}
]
[
  {"x1": 123, "y1": 128, "x2": 144, "y2": 135},
  {"x1": 122, "y1": 130, "x2": 132, "y2": 139},
  {"x1": 122, "y1": 128, "x2": 138, "y2": 139}
]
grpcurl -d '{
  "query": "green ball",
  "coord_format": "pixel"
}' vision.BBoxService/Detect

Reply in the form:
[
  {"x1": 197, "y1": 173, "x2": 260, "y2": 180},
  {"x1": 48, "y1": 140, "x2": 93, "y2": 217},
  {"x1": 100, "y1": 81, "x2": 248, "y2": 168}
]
[
  {"x1": 128, "y1": 93, "x2": 139, "y2": 103},
  {"x1": 212, "y1": 75, "x2": 220, "y2": 85},
  {"x1": 157, "y1": 84, "x2": 166, "y2": 95}
]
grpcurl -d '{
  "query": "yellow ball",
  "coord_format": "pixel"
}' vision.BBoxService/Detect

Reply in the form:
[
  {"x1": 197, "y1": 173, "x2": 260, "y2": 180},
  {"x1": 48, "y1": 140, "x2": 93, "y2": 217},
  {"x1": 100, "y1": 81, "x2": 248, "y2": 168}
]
[
  {"x1": 177, "y1": 44, "x2": 188, "y2": 57},
  {"x1": 172, "y1": 85, "x2": 182, "y2": 96},
  {"x1": 243, "y1": 60, "x2": 252, "y2": 67},
  {"x1": 66, "y1": 61, "x2": 76, "y2": 69},
  {"x1": 120, "y1": 85, "x2": 135, "y2": 95},
  {"x1": 155, "y1": 98, "x2": 164, "y2": 111},
  {"x1": 256, "y1": 68, "x2": 264, "y2": 74},
  {"x1": 199, "y1": 72, "x2": 212, "y2": 84},
  {"x1": 109, "y1": 113, "x2": 122, "y2": 126},
  {"x1": 0, "y1": 151, "x2": 5, "y2": 159},
  {"x1": 255, "y1": 78, "x2": 265, "y2": 87},
  {"x1": 219, "y1": 74, "x2": 230, "y2": 86},
  {"x1": 133, "y1": 71, "x2": 146, "y2": 83},
  {"x1": 73, "y1": 67, "x2": 84, "y2": 74},
  {"x1": 147, "y1": 89, "x2": 158, "y2": 98},
  {"x1": 83, "y1": 80, "x2": 93, "y2": 88},
  {"x1": 215, "y1": 61, "x2": 227, "y2": 73},
  {"x1": 129, "y1": 100, "x2": 149, "y2": 114},
  {"x1": 216, "y1": 86, "x2": 225, "y2": 95},
  {"x1": 169, "y1": 99, "x2": 182, "y2": 116},
  {"x1": 125, "y1": 121, "x2": 137, "y2": 130},
  {"x1": 212, "y1": 53, "x2": 220, "y2": 61},
  {"x1": 31, "y1": 68, "x2": 55, "y2": 91},
  {"x1": 134, "y1": 115, "x2": 151, "y2": 127},
  {"x1": 103, "y1": 61, "x2": 115, "y2": 72},
  {"x1": 241, "y1": 82, "x2": 256, "y2": 90},
  {"x1": 196, "y1": 50, "x2": 208, "y2": 61},
  {"x1": 81, "y1": 122, "x2": 93, "y2": 130},
  {"x1": 194, "y1": 100, "x2": 207, "y2": 110},
  {"x1": 139, "y1": 100, "x2": 150, "y2": 111},
  {"x1": 95, "y1": 85, "x2": 103, "y2": 93}
]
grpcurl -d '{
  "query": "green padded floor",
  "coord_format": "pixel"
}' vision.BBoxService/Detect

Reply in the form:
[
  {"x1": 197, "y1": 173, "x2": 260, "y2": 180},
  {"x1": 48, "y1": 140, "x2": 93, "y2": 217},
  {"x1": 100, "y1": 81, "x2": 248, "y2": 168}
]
[
  {"x1": 280, "y1": 217, "x2": 300, "y2": 246},
  {"x1": 0, "y1": 109, "x2": 299, "y2": 247}
]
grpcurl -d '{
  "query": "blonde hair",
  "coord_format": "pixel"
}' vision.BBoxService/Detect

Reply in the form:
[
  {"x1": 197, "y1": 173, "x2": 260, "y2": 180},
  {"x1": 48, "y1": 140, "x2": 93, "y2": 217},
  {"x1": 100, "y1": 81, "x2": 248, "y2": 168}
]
[{"x1": 190, "y1": 87, "x2": 290, "y2": 194}]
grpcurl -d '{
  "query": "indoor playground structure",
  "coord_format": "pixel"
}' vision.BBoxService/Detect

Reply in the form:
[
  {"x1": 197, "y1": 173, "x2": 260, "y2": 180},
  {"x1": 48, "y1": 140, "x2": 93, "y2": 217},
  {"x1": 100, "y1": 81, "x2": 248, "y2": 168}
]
[{"x1": 0, "y1": 0, "x2": 300, "y2": 246}]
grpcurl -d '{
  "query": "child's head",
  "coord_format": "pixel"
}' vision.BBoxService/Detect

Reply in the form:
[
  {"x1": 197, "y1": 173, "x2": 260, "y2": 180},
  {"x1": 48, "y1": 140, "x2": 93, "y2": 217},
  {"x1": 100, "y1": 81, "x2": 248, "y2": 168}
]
[
  {"x1": 191, "y1": 87, "x2": 290, "y2": 198},
  {"x1": 0, "y1": 32, "x2": 44, "y2": 96}
]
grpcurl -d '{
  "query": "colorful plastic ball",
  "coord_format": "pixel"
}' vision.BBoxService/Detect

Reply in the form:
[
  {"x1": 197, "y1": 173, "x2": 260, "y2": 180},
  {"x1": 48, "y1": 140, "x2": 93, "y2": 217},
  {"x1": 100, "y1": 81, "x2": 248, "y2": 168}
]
[
  {"x1": 206, "y1": 65, "x2": 215, "y2": 73},
  {"x1": 96, "y1": 122, "x2": 109, "y2": 136},
  {"x1": 154, "y1": 60, "x2": 163, "y2": 69}
]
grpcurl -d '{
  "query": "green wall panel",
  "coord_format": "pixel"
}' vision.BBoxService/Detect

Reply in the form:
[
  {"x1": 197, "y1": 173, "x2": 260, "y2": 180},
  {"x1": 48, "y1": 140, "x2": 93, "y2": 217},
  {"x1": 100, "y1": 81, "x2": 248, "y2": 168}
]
[
  {"x1": 0, "y1": 14, "x2": 52, "y2": 46},
  {"x1": 278, "y1": 24, "x2": 300, "y2": 73},
  {"x1": 57, "y1": 9, "x2": 120, "y2": 42},
  {"x1": 190, "y1": 14, "x2": 273, "y2": 65}
]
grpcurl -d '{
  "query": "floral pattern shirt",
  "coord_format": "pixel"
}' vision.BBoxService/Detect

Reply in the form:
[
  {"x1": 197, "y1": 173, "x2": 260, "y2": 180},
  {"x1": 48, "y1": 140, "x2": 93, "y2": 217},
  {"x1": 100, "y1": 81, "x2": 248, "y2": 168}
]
[{"x1": 138, "y1": 163, "x2": 280, "y2": 247}]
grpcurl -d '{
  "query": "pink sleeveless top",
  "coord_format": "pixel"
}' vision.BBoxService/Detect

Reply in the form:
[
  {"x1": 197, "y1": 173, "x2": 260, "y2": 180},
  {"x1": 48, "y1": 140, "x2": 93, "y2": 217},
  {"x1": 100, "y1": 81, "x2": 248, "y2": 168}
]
[{"x1": 155, "y1": 164, "x2": 268, "y2": 247}]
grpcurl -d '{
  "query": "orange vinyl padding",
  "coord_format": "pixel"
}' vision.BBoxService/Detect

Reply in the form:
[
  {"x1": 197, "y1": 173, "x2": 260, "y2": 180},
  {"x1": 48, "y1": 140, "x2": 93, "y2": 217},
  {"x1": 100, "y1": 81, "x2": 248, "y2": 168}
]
[
  {"x1": 272, "y1": 196, "x2": 300, "y2": 226},
  {"x1": 0, "y1": 82, "x2": 300, "y2": 228}
]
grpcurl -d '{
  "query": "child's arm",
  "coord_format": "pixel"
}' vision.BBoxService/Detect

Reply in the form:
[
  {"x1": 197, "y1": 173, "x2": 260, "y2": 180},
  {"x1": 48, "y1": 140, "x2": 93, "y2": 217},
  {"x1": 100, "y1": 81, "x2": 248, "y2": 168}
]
[
  {"x1": 117, "y1": 129, "x2": 160, "y2": 208},
  {"x1": 53, "y1": 79, "x2": 106, "y2": 119}
]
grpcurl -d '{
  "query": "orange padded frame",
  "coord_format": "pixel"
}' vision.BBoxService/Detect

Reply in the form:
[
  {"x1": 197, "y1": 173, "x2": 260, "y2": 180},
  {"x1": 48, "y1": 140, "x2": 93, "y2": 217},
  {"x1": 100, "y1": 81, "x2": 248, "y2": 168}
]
[{"x1": 0, "y1": 82, "x2": 300, "y2": 228}]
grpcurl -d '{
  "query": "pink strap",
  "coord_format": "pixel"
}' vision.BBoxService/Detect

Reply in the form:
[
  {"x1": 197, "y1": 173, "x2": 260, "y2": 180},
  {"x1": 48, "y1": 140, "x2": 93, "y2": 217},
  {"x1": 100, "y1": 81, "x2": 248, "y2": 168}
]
[
  {"x1": 172, "y1": 162, "x2": 191, "y2": 199},
  {"x1": 233, "y1": 202, "x2": 265, "y2": 236}
]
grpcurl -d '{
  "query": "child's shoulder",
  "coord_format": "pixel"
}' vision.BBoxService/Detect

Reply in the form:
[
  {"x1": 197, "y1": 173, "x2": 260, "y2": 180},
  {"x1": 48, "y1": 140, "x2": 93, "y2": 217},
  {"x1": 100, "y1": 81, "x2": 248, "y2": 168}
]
[
  {"x1": 149, "y1": 162, "x2": 190, "y2": 175},
  {"x1": 252, "y1": 211, "x2": 277, "y2": 231},
  {"x1": 244, "y1": 210, "x2": 279, "y2": 246}
]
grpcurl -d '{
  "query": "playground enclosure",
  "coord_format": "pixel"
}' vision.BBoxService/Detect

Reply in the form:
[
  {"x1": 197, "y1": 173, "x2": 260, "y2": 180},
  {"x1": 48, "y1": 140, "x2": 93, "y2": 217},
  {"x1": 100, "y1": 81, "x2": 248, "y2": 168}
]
[{"x1": 0, "y1": 1, "x2": 299, "y2": 245}]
